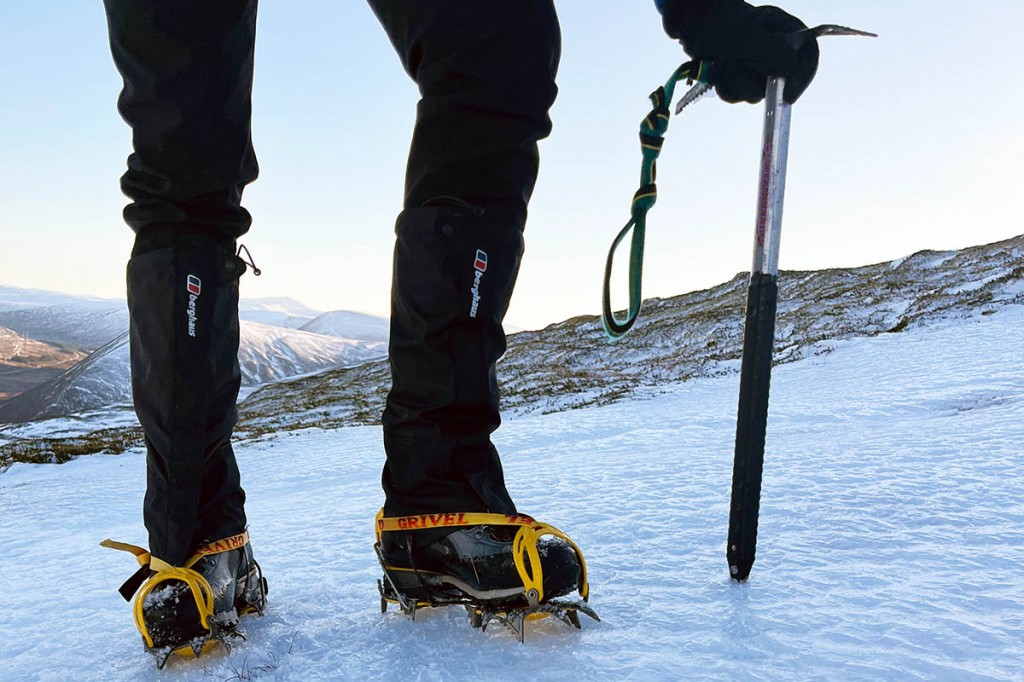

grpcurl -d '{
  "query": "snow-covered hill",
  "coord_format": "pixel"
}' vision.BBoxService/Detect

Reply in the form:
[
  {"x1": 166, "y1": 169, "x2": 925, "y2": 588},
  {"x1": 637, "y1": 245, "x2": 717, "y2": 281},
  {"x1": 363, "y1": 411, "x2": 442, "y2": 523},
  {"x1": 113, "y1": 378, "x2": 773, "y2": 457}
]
[
  {"x1": 1, "y1": 303, "x2": 1020, "y2": 680},
  {"x1": 2, "y1": 235, "x2": 1022, "y2": 455},
  {"x1": 0, "y1": 321, "x2": 386, "y2": 423},
  {"x1": 299, "y1": 310, "x2": 390, "y2": 342},
  {"x1": 237, "y1": 320, "x2": 386, "y2": 384},
  {"x1": 0, "y1": 332, "x2": 133, "y2": 423},
  {"x1": 239, "y1": 297, "x2": 324, "y2": 329},
  {"x1": 0, "y1": 327, "x2": 86, "y2": 400},
  {"x1": 0, "y1": 282, "x2": 391, "y2": 420},
  {"x1": 236, "y1": 234, "x2": 1024, "y2": 438},
  {"x1": 0, "y1": 285, "x2": 116, "y2": 313},
  {"x1": 0, "y1": 294, "x2": 128, "y2": 351}
]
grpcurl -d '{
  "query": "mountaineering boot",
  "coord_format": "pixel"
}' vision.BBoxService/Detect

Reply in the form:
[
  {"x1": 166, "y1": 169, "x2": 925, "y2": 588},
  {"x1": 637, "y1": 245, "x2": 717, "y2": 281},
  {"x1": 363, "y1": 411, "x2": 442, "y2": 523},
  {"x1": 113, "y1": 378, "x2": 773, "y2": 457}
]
[
  {"x1": 102, "y1": 532, "x2": 267, "y2": 668},
  {"x1": 141, "y1": 535, "x2": 267, "y2": 647},
  {"x1": 375, "y1": 512, "x2": 598, "y2": 640},
  {"x1": 379, "y1": 521, "x2": 580, "y2": 604}
]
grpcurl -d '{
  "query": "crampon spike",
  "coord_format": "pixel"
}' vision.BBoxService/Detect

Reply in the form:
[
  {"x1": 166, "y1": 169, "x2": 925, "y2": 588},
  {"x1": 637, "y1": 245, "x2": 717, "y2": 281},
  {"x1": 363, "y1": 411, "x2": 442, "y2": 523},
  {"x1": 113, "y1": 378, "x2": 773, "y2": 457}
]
[
  {"x1": 507, "y1": 613, "x2": 526, "y2": 644},
  {"x1": 154, "y1": 649, "x2": 172, "y2": 670},
  {"x1": 568, "y1": 610, "x2": 582, "y2": 629}
]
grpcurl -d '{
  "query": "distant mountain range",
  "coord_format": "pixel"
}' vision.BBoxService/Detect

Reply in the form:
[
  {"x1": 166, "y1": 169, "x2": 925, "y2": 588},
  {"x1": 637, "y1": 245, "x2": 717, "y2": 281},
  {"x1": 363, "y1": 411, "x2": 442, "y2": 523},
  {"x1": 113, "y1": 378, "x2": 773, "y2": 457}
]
[
  {"x1": 1, "y1": 234, "x2": 1021, "y2": 466},
  {"x1": 0, "y1": 290, "x2": 128, "y2": 351},
  {"x1": 0, "y1": 292, "x2": 389, "y2": 423},
  {"x1": 238, "y1": 297, "x2": 323, "y2": 329}
]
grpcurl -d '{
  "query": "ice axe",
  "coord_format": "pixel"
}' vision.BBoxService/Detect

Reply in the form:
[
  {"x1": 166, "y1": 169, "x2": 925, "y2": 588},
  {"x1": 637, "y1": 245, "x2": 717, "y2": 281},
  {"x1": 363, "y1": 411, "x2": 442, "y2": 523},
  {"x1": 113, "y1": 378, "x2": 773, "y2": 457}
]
[{"x1": 600, "y1": 24, "x2": 875, "y2": 581}]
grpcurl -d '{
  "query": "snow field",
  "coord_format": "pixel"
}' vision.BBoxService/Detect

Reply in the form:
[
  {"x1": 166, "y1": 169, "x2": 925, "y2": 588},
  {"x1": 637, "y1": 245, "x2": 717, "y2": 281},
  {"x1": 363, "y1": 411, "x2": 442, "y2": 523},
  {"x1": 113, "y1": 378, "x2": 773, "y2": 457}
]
[{"x1": 0, "y1": 306, "x2": 1022, "y2": 680}]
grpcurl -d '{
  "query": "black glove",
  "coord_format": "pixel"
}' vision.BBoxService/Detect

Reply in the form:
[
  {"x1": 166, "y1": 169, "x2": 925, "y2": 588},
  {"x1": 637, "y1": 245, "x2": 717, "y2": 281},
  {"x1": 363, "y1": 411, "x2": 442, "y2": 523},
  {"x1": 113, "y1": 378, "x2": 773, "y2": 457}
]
[{"x1": 663, "y1": 0, "x2": 819, "y2": 104}]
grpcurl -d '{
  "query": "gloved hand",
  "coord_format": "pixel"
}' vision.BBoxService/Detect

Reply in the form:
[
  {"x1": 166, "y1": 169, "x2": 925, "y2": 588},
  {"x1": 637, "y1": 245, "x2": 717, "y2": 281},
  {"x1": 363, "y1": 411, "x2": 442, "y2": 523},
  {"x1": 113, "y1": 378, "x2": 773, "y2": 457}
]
[{"x1": 660, "y1": 0, "x2": 819, "y2": 104}]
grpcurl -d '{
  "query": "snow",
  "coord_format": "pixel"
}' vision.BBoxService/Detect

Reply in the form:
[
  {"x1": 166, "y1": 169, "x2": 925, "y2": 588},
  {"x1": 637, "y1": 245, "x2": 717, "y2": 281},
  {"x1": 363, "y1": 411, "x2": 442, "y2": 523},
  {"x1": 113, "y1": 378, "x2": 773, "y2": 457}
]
[
  {"x1": 0, "y1": 407, "x2": 139, "y2": 440},
  {"x1": 1, "y1": 307, "x2": 1023, "y2": 680},
  {"x1": 944, "y1": 273, "x2": 1006, "y2": 296}
]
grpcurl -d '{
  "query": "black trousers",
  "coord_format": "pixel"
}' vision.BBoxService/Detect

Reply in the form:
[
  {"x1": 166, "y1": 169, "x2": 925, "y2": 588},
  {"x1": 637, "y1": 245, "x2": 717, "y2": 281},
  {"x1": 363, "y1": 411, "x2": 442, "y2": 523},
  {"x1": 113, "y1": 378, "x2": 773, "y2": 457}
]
[{"x1": 104, "y1": 0, "x2": 561, "y2": 561}]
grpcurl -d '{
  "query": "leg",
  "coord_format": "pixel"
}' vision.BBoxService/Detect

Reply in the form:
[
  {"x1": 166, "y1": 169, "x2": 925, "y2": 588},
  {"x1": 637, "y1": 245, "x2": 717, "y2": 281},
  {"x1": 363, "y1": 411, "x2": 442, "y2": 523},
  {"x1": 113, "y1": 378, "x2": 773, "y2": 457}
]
[
  {"x1": 104, "y1": 0, "x2": 258, "y2": 566},
  {"x1": 367, "y1": 0, "x2": 560, "y2": 528},
  {"x1": 368, "y1": 6, "x2": 591, "y2": 625},
  {"x1": 368, "y1": 0, "x2": 560, "y2": 217},
  {"x1": 104, "y1": 0, "x2": 259, "y2": 252}
]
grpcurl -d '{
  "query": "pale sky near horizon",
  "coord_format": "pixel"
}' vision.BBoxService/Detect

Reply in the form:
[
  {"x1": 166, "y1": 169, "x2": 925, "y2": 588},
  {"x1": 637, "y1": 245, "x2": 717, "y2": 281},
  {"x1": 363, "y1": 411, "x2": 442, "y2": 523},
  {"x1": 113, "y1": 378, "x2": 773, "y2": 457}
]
[{"x1": 1, "y1": 2, "x2": 1022, "y2": 330}]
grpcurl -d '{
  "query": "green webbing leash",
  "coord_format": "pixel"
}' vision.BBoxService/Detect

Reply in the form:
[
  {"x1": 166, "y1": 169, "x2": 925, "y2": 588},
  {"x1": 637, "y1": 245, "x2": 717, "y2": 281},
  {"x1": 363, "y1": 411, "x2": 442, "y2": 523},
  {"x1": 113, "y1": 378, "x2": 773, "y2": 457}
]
[{"x1": 601, "y1": 60, "x2": 711, "y2": 339}]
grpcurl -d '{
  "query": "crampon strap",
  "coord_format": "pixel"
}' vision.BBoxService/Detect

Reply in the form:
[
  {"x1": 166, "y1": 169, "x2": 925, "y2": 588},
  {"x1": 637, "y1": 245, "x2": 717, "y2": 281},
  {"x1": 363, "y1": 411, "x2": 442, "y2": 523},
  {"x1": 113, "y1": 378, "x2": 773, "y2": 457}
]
[
  {"x1": 601, "y1": 60, "x2": 711, "y2": 339},
  {"x1": 375, "y1": 511, "x2": 590, "y2": 604},
  {"x1": 100, "y1": 531, "x2": 250, "y2": 649}
]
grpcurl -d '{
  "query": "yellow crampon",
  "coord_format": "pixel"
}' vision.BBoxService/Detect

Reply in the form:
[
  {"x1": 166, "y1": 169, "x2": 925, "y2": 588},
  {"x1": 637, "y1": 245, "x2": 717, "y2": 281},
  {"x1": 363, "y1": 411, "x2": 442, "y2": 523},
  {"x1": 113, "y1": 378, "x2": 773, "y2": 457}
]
[
  {"x1": 374, "y1": 510, "x2": 590, "y2": 606},
  {"x1": 101, "y1": 531, "x2": 250, "y2": 657}
]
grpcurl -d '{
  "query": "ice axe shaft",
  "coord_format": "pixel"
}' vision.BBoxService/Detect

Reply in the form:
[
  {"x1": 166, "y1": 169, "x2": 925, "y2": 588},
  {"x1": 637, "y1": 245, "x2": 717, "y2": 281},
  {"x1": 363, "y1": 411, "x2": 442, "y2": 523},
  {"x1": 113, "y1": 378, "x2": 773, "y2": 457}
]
[
  {"x1": 727, "y1": 76, "x2": 789, "y2": 583},
  {"x1": 726, "y1": 24, "x2": 874, "y2": 582},
  {"x1": 600, "y1": 23, "x2": 874, "y2": 580}
]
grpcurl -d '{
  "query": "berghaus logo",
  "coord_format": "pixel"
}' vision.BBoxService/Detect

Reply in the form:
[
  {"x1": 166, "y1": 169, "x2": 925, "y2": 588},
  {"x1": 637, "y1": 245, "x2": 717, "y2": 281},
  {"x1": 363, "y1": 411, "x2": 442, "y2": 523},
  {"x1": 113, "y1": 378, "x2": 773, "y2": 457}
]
[
  {"x1": 469, "y1": 250, "x2": 487, "y2": 319},
  {"x1": 186, "y1": 275, "x2": 201, "y2": 337}
]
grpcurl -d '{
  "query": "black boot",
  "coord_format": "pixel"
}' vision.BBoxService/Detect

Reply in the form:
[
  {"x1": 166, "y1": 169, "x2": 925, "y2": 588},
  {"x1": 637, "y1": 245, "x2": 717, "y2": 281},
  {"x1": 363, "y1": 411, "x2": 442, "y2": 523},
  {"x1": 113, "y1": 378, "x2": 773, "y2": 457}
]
[
  {"x1": 374, "y1": 511, "x2": 597, "y2": 640},
  {"x1": 378, "y1": 521, "x2": 583, "y2": 606},
  {"x1": 127, "y1": 532, "x2": 267, "y2": 667}
]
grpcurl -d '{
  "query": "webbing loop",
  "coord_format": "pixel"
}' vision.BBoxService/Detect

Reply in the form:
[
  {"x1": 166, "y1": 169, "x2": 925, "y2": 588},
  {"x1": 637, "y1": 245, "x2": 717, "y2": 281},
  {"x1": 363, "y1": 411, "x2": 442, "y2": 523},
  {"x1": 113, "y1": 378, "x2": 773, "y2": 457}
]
[
  {"x1": 602, "y1": 60, "x2": 710, "y2": 339},
  {"x1": 101, "y1": 530, "x2": 250, "y2": 606}
]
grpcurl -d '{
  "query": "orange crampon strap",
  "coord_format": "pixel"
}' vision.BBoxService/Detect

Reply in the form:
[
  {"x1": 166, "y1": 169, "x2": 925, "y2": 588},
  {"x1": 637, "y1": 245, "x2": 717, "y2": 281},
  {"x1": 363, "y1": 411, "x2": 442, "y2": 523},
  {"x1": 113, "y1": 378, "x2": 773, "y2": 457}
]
[
  {"x1": 375, "y1": 510, "x2": 589, "y2": 604},
  {"x1": 101, "y1": 530, "x2": 250, "y2": 573},
  {"x1": 101, "y1": 531, "x2": 250, "y2": 649}
]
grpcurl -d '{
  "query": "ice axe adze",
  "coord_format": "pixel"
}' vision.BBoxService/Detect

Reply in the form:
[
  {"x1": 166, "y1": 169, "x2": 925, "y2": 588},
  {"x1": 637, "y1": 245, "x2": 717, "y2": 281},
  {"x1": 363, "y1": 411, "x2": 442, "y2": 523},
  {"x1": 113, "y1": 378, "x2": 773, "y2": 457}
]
[{"x1": 600, "y1": 24, "x2": 875, "y2": 582}]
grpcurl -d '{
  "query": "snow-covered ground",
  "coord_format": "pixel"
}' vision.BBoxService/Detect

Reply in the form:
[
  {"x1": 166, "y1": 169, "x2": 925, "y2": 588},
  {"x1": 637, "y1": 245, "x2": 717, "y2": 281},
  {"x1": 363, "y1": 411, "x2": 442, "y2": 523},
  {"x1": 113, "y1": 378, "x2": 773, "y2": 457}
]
[{"x1": 1, "y1": 306, "x2": 1022, "y2": 681}]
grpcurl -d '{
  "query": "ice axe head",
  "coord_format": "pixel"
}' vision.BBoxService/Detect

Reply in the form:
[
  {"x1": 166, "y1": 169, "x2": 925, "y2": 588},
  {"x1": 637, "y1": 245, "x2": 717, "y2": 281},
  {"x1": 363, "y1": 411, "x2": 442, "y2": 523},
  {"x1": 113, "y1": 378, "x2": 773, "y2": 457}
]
[{"x1": 676, "y1": 24, "x2": 876, "y2": 114}]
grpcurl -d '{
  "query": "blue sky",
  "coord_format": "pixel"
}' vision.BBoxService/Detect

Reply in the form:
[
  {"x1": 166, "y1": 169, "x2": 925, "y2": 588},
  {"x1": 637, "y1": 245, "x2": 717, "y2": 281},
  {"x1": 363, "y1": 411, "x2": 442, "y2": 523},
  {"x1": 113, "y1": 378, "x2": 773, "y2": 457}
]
[{"x1": 1, "y1": 2, "x2": 1022, "y2": 330}]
